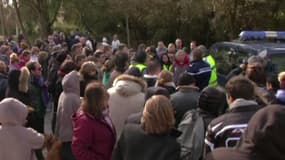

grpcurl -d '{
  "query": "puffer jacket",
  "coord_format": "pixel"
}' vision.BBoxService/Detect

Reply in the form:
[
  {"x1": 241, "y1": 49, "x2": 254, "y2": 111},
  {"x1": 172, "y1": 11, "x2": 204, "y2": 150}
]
[{"x1": 108, "y1": 74, "x2": 146, "y2": 138}]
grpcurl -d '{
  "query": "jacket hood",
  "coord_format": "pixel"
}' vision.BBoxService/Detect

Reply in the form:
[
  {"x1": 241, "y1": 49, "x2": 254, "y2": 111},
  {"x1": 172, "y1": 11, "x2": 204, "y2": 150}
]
[
  {"x1": 229, "y1": 98, "x2": 258, "y2": 110},
  {"x1": 237, "y1": 104, "x2": 285, "y2": 160},
  {"x1": 62, "y1": 70, "x2": 80, "y2": 95},
  {"x1": 0, "y1": 98, "x2": 28, "y2": 125},
  {"x1": 112, "y1": 74, "x2": 146, "y2": 97}
]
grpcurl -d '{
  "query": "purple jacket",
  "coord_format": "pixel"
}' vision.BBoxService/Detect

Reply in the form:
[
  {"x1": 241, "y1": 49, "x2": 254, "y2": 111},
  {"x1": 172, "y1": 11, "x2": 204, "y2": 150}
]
[{"x1": 72, "y1": 110, "x2": 116, "y2": 160}]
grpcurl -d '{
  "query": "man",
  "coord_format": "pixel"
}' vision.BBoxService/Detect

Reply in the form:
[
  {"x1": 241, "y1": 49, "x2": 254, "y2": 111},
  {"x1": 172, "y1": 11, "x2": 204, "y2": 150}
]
[
  {"x1": 175, "y1": 38, "x2": 183, "y2": 50},
  {"x1": 156, "y1": 41, "x2": 167, "y2": 58},
  {"x1": 112, "y1": 34, "x2": 120, "y2": 50},
  {"x1": 190, "y1": 40, "x2": 197, "y2": 52},
  {"x1": 204, "y1": 76, "x2": 260, "y2": 155},
  {"x1": 200, "y1": 45, "x2": 218, "y2": 87},
  {"x1": 187, "y1": 47, "x2": 211, "y2": 91},
  {"x1": 26, "y1": 61, "x2": 49, "y2": 160},
  {"x1": 171, "y1": 73, "x2": 200, "y2": 126}
]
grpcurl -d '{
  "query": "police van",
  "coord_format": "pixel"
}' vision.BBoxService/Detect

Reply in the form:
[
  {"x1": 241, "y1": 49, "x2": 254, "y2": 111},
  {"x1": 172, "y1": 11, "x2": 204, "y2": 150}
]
[{"x1": 210, "y1": 31, "x2": 285, "y2": 75}]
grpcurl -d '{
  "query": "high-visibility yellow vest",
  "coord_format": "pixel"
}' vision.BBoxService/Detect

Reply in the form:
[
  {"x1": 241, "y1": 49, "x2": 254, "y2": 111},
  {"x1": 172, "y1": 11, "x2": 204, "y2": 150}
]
[
  {"x1": 163, "y1": 64, "x2": 173, "y2": 71},
  {"x1": 203, "y1": 55, "x2": 218, "y2": 87},
  {"x1": 129, "y1": 63, "x2": 147, "y2": 72}
]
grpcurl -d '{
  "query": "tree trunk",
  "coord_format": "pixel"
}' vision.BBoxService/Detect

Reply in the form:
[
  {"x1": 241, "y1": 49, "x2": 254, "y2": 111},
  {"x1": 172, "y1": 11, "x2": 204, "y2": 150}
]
[
  {"x1": 0, "y1": 0, "x2": 6, "y2": 38},
  {"x1": 125, "y1": 15, "x2": 130, "y2": 47},
  {"x1": 13, "y1": 0, "x2": 31, "y2": 46}
]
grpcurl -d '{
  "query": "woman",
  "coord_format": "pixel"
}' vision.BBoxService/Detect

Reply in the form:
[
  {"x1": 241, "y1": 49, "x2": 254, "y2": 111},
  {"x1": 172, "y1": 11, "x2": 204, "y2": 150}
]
[
  {"x1": 112, "y1": 95, "x2": 180, "y2": 160},
  {"x1": 156, "y1": 70, "x2": 176, "y2": 94},
  {"x1": 72, "y1": 82, "x2": 116, "y2": 160},
  {"x1": 79, "y1": 61, "x2": 98, "y2": 97}
]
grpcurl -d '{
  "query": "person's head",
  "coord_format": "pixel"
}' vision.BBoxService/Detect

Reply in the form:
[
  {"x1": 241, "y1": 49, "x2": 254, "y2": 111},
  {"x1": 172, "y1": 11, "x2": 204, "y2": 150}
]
[
  {"x1": 190, "y1": 41, "x2": 197, "y2": 50},
  {"x1": 8, "y1": 67, "x2": 30, "y2": 93},
  {"x1": 175, "y1": 50, "x2": 186, "y2": 62},
  {"x1": 0, "y1": 60, "x2": 7, "y2": 75},
  {"x1": 26, "y1": 61, "x2": 42, "y2": 78},
  {"x1": 94, "y1": 49, "x2": 106, "y2": 65},
  {"x1": 0, "y1": 45, "x2": 12, "y2": 55},
  {"x1": 157, "y1": 41, "x2": 165, "y2": 49},
  {"x1": 38, "y1": 51, "x2": 49, "y2": 66},
  {"x1": 246, "y1": 56, "x2": 266, "y2": 86},
  {"x1": 167, "y1": 43, "x2": 176, "y2": 53},
  {"x1": 198, "y1": 87, "x2": 227, "y2": 116},
  {"x1": 177, "y1": 72, "x2": 196, "y2": 86},
  {"x1": 125, "y1": 67, "x2": 141, "y2": 77},
  {"x1": 134, "y1": 50, "x2": 147, "y2": 64},
  {"x1": 146, "y1": 60, "x2": 161, "y2": 75},
  {"x1": 80, "y1": 61, "x2": 97, "y2": 78},
  {"x1": 161, "y1": 53, "x2": 171, "y2": 64},
  {"x1": 145, "y1": 87, "x2": 170, "y2": 101},
  {"x1": 157, "y1": 70, "x2": 173, "y2": 86},
  {"x1": 31, "y1": 46, "x2": 40, "y2": 56},
  {"x1": 141, "y1": 95, "x2": 175, "y2": 135},
  {"x1": 20, "y1": 42, "x2": 28, "y2": 50},
  {"x1": 191, "y1": 47, "x2": 203, "y2": 60},
  {"x1": 101, "y1": 59, "x2": 114, "y2": 73},
  {"x1": 82, "y1": 82, "x2": 109, "y2": 118},
  {"x1": 10, "y1": 53, "x2": 19, "y2": 64},
  {"x1": 114, "y1": 51, "x2": 129, "y2": 72},
  {"x1": 59, "y1": 60, "x2": 77, "y2": 75},
  {"x1": 75, "y1": 54, "x2": 87, "y2": 69},
  {"x1": 113, "y1": 34, "x2": 118, "y2": 40},
  {"x1": 278, "y1": 71, "x2": 285, "y2": 89},
  {"x1": 197, "y1": 45, "x2": 208, "y2": 57},
  {"x1": 175, "y1": 38, "x2": 182, "y2": 49},
  {"x1": 22, "y1": 50, "x2": 31, "y2": 61},
  {"x1": 71, "y1": 43, "x2": 82, "y2": 56},
  {"x1": 225, "y1": 76, "x2": 255, "y2": 104},
  {"x1": 0, "y1": 98, "x2": 28, "y2": 126},
  {"x1": 103, "y1": 44, "x2": 112, "y2": 58}
]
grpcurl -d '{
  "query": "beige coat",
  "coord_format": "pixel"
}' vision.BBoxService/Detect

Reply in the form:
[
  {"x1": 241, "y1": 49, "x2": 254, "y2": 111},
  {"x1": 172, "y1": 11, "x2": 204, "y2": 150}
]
[{"x1": 108, "y1": 74, "x2": 146, "y2": 138}]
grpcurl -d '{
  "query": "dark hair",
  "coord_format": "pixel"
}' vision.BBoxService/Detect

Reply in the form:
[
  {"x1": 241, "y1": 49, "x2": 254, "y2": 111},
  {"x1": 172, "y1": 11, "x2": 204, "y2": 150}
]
[
  {"x1": 26, "y1": 61, "x2": 37, "y2": 71},
  {"x1": 114, "y1": 51, "x2": 129, "y2": 73},
  {"x1": 82, "y1": 82, "x2": 108, "y2": 118},
  {"x1": 60, "y1": 60, "x2": 77, "y2": 74},
  {"x1": 160, "y1": 53, "x2": 171, "y2": 66},
  {"x1": 146, "y1": 60, "x2": 161, "y2": 75},
  {"x1": 134, "y1": 51, "x2": 147, "y2": 64},
  {"x1": 266, "y1": 74, "x2": 279, "y2": 92},
  {"x1": 125, "y1": 67, "x2": 141, "y2": 77},
  {"x1": 225, "y1": 76, "x2": 255, "y2": 100},
  {"x1": 145, "y1": 87, "x2": 170, "y2": 101},
  {"x1": 177, "y1": 73, "x2": 195, "y2": 86}
]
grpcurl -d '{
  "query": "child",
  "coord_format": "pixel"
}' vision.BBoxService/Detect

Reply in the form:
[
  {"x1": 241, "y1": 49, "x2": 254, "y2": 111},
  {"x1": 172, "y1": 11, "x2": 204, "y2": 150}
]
[{"x1": 0, "y1": 98, "x2": 53, "y2": 160}]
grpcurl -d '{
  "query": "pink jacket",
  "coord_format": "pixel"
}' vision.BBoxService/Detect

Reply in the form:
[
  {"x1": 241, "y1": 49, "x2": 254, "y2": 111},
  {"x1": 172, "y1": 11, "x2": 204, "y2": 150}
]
[{"x1": 72, "y1": 110, "x2": 116, "y2": 160}]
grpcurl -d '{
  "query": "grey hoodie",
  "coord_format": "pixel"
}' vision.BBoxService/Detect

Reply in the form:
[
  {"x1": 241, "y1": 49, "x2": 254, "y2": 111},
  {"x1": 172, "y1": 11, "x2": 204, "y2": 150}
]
[{"x1": 55, "y1": 70, "x2": 80, "y2": 142}]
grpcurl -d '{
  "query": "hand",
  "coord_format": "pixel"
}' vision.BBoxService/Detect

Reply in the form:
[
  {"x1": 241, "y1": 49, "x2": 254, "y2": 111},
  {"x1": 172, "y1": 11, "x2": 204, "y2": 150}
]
[{"x1": 46, "y1": 137, "x2": 62, "y2": 160}]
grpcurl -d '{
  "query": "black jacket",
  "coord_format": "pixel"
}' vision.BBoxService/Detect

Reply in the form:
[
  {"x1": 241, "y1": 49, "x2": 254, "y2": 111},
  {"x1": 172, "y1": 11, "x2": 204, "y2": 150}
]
[
  {"x1": 204, "y1": 99, "x2": 260, "y2": 155},
  {"x1": 171, "y1": 86, "x2": 200, "y2": 127},
  {"x1": 112, "y1": 124, "x2": 180, "y2": 160},
  {"x1": 206, "y1": 104, "x2": 285, "y2": 160}
]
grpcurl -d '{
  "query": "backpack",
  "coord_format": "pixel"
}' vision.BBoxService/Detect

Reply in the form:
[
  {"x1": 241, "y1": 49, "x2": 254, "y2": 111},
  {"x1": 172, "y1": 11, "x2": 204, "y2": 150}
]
[{"x1": 178, "y1": 109, "x2": 206, "y2": 160}]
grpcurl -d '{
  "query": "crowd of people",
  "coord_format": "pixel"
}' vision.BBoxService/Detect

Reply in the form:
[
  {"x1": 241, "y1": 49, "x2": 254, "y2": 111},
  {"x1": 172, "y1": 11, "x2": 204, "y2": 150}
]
[{"x1": 0, "y1": 31, "x2": 285, "y2": 160}]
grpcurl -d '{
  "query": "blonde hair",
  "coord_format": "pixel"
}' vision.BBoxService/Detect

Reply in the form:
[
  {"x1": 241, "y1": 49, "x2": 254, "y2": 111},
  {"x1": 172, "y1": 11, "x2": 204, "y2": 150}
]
[
  {"x1": 79, "y1": 61, "x2": 97, "y2": 76},
  {"x1": 157, "y1": 70, "x2": 173, "y2": 86},
  {"x1": 19, "y1": 67, "x2": 30, "y2": 93},
  {"x1": 141, "y1": 95, "x2": 175, "y2": 135},
  {"x1": 0, "y1": 60, "x2": 7, "y2": 74},
  {"x1": 10, "y1": 53, "x2": 19, "y2": 63},
  {"x1": 278, "y1": 72, "x2": 285, "y2": 82}
]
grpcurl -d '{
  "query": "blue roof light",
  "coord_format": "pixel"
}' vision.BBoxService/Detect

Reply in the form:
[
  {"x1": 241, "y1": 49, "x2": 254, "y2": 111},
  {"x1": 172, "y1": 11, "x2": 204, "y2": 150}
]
[{"x1": 239, "y1": 31, "x2": 285, "y2": 40}]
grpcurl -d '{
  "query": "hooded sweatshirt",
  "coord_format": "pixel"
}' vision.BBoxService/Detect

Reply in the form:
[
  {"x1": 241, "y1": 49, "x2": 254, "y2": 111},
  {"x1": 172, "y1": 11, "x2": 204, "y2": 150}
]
[
  {"x1": 206, "y1": 104, "x2": 285, "y2": 160},
  {"x1": 108, "y1": 74, "x2": 146, "y2": 138},
  {"x1": 0, "y1": 98, "x2": 44, "y2": 160},
  {"x1": 55, "y1": 70, "x2": 80, "y2": 142}
]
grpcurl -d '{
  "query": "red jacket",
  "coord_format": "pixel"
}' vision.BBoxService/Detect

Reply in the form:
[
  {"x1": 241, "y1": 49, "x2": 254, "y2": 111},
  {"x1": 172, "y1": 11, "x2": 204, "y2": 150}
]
[{"x1": 72, "y1": 110, "x2": 116, "y2": 160}]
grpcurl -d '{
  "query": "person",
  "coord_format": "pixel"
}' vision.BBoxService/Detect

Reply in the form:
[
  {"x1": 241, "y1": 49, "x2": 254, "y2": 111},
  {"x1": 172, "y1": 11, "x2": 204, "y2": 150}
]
[
  {"x1": 0, "y1": 98, "x2": 46, "y2": 160},
  {"x1": 160, "y1": 53, "x2": 173, "y2": 71},
  {"x1": 201, "y1": 45, "x2": 218, "y2": 87},
  {"x1": 156, "y1": 70, "x2": 176, "y2": 94},
  {"x1": 171, "y1": 73, "x2": 200, "y2": 126},
  {"x1": 19, "y1": 50, "x2": 31, "y2": 68},
  {"x1": 204, "y1": 76, "x2": 261, "y2": 155},
  {"x1": 112, "y1": 34, "x2": 120, "y2": 50},
  {"x1": 175, "y1": 38, "x2": 183, "y2": 50},
  {"x1": 156, "y1": 41, "x2": 167, "y2": 58},
  {"x1": 173, "y1": 50, "x2": 189, "y2": 84},
  {"x1": 0, "y1": 45, "x2": 11, "y2": 65},
  {"x1": 9, "y1": 53, "x2": 20, "y2": 72},
  {"x1": 102, "y1": 59, "x2": 115, "y2": 88},
  {"x1": 167, "y1": 43, "x2": 176, "y2": 62},
  {"x1": 129, "y1": 50, "x2": 147, "y2": 75},
  {"x1": 178, "y1": 87, "x2": 227, "y2": 160},
  {"x1": 205, "y1": 104, "x2": 285, "y2": 160},
  {"x1": 187, "y1": 47, "x2": 211, "y2": 91},
  {"x1": 55, "y1": 71, "x2": 80, "y2": 160},
  {"x1": 112, "y1": 95, "x2": 180, "y2": 160},
  {"x1": 0, "y1": 61, "x2": 8, "y2": 101},
  {"x1": 143, "y1": 60, "x2": 161, "y2": 87},
  {"x1": 26, "y1": 61, "x2": 49, "y2": 160},
  {"x1": 108, "y1": 74, "x2": 146, "y2": 138},
  {"x1": 79, "y1": 61, "x2": 98, "y2": 97},
  {"x1": 190, "y1": 40, "x2": 197, "y2": 53},
  {"x1": 72, "y1": 82, "x2": 116, "y2": 160},
  {"x1": 276, "y1": 71, "x2": 285, "y2": 105},
  {"x1": 6, "y1": 67, "x2": 31, "y2": 107},
  {"x1": 109, "y1": 52, "x2": 129, "y2": 87}
]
